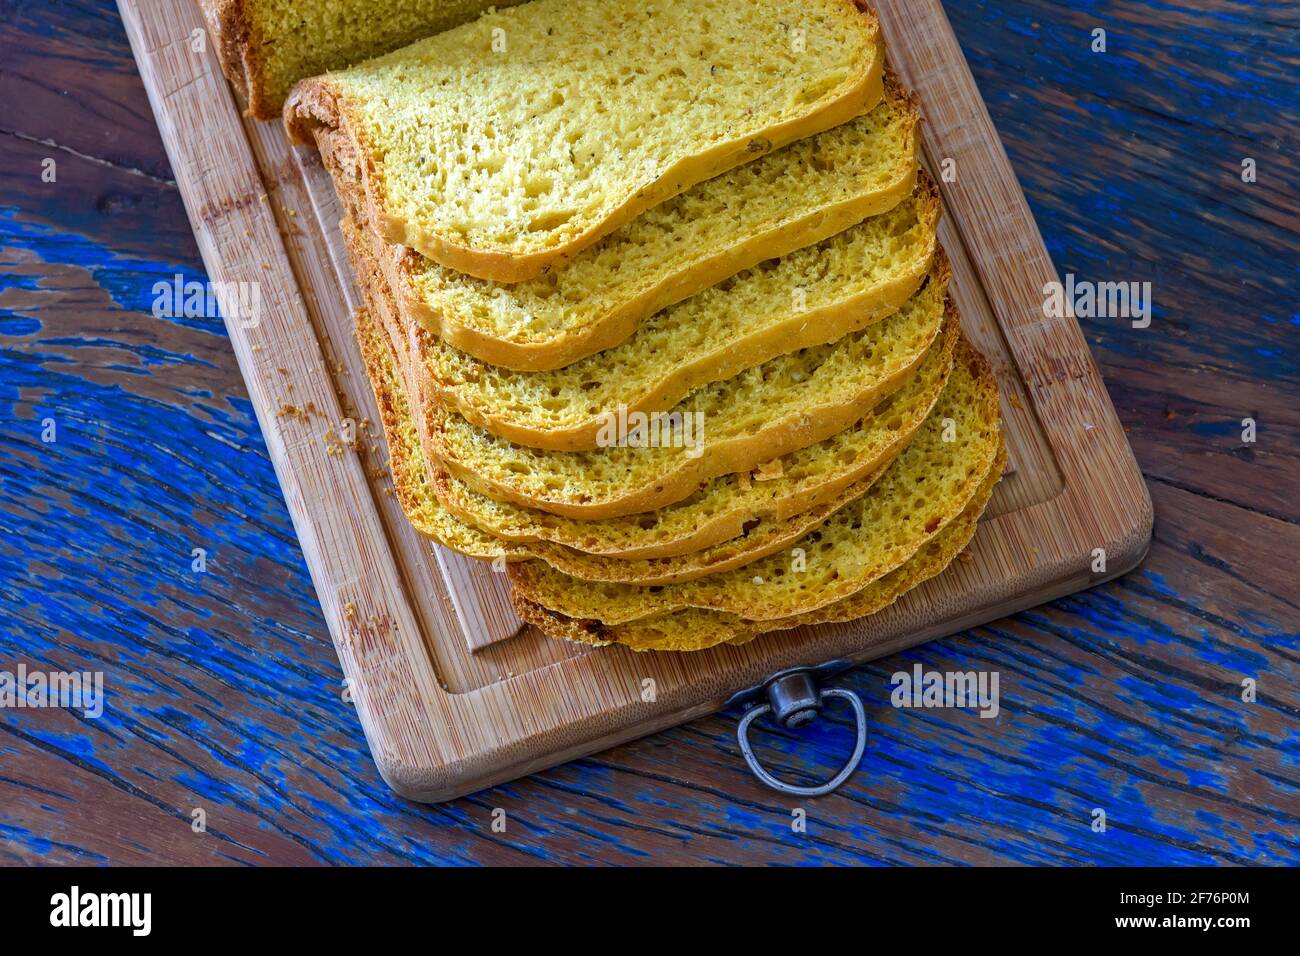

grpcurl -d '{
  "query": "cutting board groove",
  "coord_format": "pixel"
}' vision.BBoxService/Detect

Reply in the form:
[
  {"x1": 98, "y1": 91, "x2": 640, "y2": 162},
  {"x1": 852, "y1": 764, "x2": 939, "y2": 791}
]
[{"x1": 119, "y1": 0, "x2": 1151, "y2": 800}]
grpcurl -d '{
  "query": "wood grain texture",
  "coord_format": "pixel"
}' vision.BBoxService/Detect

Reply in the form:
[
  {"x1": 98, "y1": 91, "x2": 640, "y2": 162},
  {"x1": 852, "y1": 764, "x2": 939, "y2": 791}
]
[
  {"x1": 112, "y1": 0, "x2": 1149, "y2": 802},
  {"x1": 0, "y1": 0, "x2": 1295, "y2": 863}
]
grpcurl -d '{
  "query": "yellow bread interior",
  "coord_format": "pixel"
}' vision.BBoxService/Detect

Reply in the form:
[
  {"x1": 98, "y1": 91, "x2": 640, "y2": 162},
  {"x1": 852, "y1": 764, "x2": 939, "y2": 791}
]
[
  {"x1": 513, "y1": 454, "x2": 1004, "y2": 652},
  {"x1": 286, "y1": 0, "x2": 885, "y2": 281},
  {"x1": 436, "y1": 317, "x2": 958, "y2": 561},
  {"x1": 311, "y1": 77, "x2": 918, "y2": 370},
  {"x1": 342, "y1": 178, "x2": 939, "y2": 450},
  {"x1": 506, "y1": 341, "x2": 1005, "y2": 624}
]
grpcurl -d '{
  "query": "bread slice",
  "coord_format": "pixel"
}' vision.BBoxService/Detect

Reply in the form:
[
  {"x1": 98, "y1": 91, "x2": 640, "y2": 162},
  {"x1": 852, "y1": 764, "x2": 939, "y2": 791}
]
[
  {"x1": 458, "y1": 325, "x2": 955, "y2": 584},
  {"x1": 356, "y1": 301, "x2": 954, "y2": 587},
  {"x1": 513, "y1": 455, "x2": 1004, "y2": 652},
  {"x1": 200, "y1": 0, "x2": 518, "y2": 120},
  {"x1": 358, "y1": 289, "x2": 958, "y2": 568},
  {"x1": 343, "y1": 176, "x2": 941, "y2": 451},
  {"x1": 518, "y1": 450, "x2": 892, "y2": 586},
  {"x1": 286, "y1": 0, "x2": 886, "y2": 282},
  {"x1": 397, "y1": 262, "x2": 954, "y2": 520},
  {"x1": 358, "y1": 303, "x2": 958, "y2": 587},
  {"x1": 437, "y1": 319, "x2": 958, "y2": 561},
  {"x1": 358, "y1": 294, "x2": 1002, "y2": 646},
  {"x1": 316, "y1": 77, "x2": 918, "y2": 370},
  {"x1": 506, "y1": 342, "x2": 1004, "y2": 624}
]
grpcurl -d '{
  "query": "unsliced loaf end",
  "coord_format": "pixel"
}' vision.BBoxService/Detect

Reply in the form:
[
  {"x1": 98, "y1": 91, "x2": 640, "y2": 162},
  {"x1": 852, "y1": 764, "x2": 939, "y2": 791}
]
[{"x1": 202, "y1": 0, "x2": 521, "y2": 119}]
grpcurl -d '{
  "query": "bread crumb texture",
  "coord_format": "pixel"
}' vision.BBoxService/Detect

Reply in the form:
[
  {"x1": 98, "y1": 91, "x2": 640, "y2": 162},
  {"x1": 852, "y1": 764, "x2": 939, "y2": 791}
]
[
  {"x1": 506, "y1": 341, "x2": 1004, "y2": 624},
  {"x1": 288, "y1": 0, "x2": 882, "y2": 276},
  {"x1": 397, "y1": 79, "x2": 918, "y2": 364},
  {"x1": 430, "y1": 259, "x2": 951, "y2": 515}
]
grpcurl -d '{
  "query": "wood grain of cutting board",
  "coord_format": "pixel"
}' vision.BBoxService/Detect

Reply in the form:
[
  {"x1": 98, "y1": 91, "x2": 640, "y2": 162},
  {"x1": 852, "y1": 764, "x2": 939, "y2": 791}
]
[{"x1": 119, "y1": 0, "x2": 1152, "y2": 801}]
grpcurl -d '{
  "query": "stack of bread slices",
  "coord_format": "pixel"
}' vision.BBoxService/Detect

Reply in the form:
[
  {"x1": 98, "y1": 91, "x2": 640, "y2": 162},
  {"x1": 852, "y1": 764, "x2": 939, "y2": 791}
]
[{"x1": 283, "y1": 0, "x2": 1005, "y2": 652}]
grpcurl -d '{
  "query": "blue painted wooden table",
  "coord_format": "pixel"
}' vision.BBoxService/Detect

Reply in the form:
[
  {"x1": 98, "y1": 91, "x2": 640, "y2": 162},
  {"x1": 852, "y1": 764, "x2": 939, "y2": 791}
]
[{"x1": 0, "y1": 0, "x2": 1296, "y2": 865}]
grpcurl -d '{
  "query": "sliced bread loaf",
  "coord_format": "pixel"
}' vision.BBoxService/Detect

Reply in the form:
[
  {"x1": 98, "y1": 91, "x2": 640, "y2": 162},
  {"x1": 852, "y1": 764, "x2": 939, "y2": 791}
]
[
  {"x1": 317, "y1": 77, "x2": 918, "y2": 370},
  {"x1": 345, "y1": 203, "x2": 952, "y2": 523},
  {"x1": 403, "y1": 262, "x2": 954, "y2": 519},
  {"x1": 286, "y1": 0, "x2": 885, "y2": 281},
  {"x1": 360, "y1": 296, "x2": 1002, "y2": 647},
  {"x1": 513, "y1": 456, "x2": 1004, "y2": 652},
  {"x1": 344, "y1": 176, "x2": 941, "y2": 451},
  {"x1": 436, "y1": 318, "x2": 958, "y2": 560},
  {"x1": 201, "y1": 0, "x2": 518, "y2": 120},
  {"x1": 506, "y1": 341, "x2": 1004, "y2": 624},
  {"x1": 528, "y1": 463, "x2": 892, "y2": 586},
  {"x1": 356, "y1": 303, "x2": 956, "y2": 588}
]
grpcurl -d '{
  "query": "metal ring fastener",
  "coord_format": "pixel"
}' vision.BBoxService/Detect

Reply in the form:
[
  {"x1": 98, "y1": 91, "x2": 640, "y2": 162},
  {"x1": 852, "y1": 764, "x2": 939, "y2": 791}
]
[{"x1": 735, "y1": 670, "x2": 868, "y2": 797}]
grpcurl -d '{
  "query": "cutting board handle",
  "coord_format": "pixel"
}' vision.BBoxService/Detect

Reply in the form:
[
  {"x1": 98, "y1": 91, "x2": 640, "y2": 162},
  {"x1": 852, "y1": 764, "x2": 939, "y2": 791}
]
[{"x1": 734, "y1": 666, "x2": 868, "y2": 798}]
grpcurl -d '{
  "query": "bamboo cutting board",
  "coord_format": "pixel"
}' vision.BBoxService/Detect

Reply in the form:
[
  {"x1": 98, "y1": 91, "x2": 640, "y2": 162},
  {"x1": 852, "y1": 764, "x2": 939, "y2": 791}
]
[{"x1": 119, "y1": 0, "x2": 1151, "y2": 801}]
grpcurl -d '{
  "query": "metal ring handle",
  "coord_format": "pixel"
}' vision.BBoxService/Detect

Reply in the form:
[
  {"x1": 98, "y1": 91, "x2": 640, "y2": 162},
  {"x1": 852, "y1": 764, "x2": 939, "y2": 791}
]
[{"x1": 737, "y1": 688, "x2": 867, "y2": 797}]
